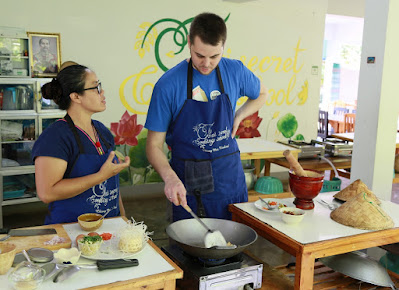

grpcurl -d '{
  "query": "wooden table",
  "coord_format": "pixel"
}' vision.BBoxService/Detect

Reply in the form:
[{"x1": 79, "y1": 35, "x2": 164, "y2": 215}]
[
  {"x1": 237, "y1": 138, "x2": 300, "y2": 177},
  {"x1": 229, "y1": 192, "x2": 399, "y2": 290},
  {"x1": 265, "y1": 156, "x2": 352, "y2": 180},
  {"x1": 328, "y1": 115, "x2": 345, "y2": 133},
  {"x1": 0, "y1": 217, "x2": 183, "y2": 290},
  {"x1": 332, "y1": 132, "x2": 399, "y2": 148}
]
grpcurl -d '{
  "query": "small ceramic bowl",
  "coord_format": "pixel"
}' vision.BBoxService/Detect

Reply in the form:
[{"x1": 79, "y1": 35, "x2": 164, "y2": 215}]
[
  {"x1": 279, "y1": 207, "x2": 305, "y2": 224},
  {"x1": 78, "y1": 213, "x2": 103, "y2": 231},
  {"x1": 54, "y1": 248, "x2": 81, "y2": 265}
]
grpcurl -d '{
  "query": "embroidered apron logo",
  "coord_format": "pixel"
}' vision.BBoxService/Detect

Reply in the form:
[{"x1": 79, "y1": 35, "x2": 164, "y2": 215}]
[
  {"x1": 87, "y1": 180, "x2": 119, "y2": 211},
  {"x1": 192, "y1": 123, "x2": 231, "y2": 152}
]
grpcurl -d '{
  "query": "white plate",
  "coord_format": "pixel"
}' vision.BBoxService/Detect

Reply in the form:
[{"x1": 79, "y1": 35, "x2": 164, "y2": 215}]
[
  {"x1": 80, "y1": 236, "x2": 147, "y2": 261},
  {"x1": 254, "y1": 198, "x2": 290, "y2": 213}
]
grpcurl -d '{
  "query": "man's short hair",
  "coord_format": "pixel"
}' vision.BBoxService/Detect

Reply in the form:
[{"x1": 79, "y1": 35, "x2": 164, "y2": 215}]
[
  {"x1": 39, "y1": 38, "x2": 49, "y2": 45},
  {"x1": 189, "y1": 13, "x2": 227, "y2": 46}
]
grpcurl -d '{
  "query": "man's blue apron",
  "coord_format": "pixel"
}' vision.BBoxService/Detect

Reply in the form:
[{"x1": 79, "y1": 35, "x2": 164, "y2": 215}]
[
  {"x1": 44, "y1": 114, "x2": 120, "y2": 224},
  {"x1": 169, "y1": 59, "x2": 247, "y2": 221}
]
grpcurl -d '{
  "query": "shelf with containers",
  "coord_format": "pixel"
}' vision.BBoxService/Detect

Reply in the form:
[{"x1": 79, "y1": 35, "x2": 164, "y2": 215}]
[
  {"x1": 0, "y1": 77, "x2": 64, "y2": 227},
  {"x1": 0, "y1": 36, "x2": 30, "y2": 78}
]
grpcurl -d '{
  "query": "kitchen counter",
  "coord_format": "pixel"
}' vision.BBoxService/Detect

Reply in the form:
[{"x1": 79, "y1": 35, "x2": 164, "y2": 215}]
[{"x1": 0, "y1": 217, "x2": 183, "y2": 289}]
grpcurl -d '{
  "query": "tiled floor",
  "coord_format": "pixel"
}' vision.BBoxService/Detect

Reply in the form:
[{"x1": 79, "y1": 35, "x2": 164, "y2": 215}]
[{"x1": 3, "y1": 172, "x2": 399, "y2": 268}]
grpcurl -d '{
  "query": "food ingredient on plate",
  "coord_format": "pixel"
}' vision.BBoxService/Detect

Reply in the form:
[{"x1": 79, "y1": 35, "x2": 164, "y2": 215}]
[
  {"x1": 118, "y1": 218, "x2": 151, "y2": 253},
  {"x1": 77, "y1": 235, "x2": 103, "y2": 256},
  {"x1": 100, "y1": 233, "x2": 112, "y2": 241},
  {"x1": 44, "y1": 236, "x2": 67, "y2": 245}
]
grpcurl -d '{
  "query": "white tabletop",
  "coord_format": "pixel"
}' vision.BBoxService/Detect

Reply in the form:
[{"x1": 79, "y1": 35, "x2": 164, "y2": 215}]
[
  {"x1": 237, "y1": 138, "x2": 296, "y2": 154},
  {"x1": 234, "y1": 192, "x2": 399, "y2": 244},
  {"x1": 2, "y1": 218, "x2": 175, "y2": 290}
]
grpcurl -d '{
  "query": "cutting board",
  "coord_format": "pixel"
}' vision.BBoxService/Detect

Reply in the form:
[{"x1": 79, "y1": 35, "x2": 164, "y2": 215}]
[{"x1": 0, "y1": 224, "x2": 71, "y2": 253}]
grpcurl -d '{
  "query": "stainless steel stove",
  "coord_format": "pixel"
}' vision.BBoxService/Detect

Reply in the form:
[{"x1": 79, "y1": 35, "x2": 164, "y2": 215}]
[
  {"x1": 279, "y1": 140, "x2": 325, "y2": 158},
  {"x1": 162, "y1": 244, "x2": 263, "y2": 290},
  {"x1": 312, "y1": 138, "x2": 353, "y2": 156}
]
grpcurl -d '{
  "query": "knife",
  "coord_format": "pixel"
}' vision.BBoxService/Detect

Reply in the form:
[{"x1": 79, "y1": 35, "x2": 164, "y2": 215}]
[{"x1": 0, "y1": 228, "x2": 57, "y2": 241}]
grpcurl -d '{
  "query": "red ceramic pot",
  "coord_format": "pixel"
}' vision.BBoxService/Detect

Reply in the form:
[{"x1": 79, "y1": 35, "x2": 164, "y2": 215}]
[{"x1": 289, "y1": 170, "x2": 324, "y2": 210}]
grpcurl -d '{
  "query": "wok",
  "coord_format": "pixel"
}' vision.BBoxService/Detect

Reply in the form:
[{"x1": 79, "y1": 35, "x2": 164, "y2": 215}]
[{"x1": 166, "y1": 218, "x2": 257, "y2": 259}]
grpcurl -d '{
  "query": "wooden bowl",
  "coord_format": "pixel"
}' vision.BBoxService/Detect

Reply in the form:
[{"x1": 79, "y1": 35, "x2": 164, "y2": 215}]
[
  {"x1": 78, "y1": 213, "x2": 103, "y2": 231},
  {"x1": 0, "y1": 243, "x2": 16, "y2": 275},
  {"x1": 289, "y1": 170, "x2": 324, "y2": 210}
]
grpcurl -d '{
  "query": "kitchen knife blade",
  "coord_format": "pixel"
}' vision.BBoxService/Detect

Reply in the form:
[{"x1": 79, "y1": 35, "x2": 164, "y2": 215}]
[{"x1": 0, "y1": 228, "x2": 57, "y2": 241}]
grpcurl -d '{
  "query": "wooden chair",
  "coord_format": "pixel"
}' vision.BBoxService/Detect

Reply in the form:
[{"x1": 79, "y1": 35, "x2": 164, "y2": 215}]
[
  {"x1": 317, "y1": 110, "x2": 329, "y2": 140},
  {"x1": 344, "y1": 113, "x2": 356, "y2": 133}
]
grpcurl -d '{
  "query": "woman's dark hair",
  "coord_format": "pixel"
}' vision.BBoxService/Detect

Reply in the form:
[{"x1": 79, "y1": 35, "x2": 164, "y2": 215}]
[
  {"x1": 41, "y1": 64, "x2": 88, "y2": 110},
  {"x1": 189, "y1": 13, "x2": 227, "y2": 46}
]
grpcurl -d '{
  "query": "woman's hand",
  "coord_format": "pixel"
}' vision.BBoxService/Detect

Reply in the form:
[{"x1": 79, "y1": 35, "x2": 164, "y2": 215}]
[{"x1": 99, "y1": 151, "x2": 130, "y2": 180}]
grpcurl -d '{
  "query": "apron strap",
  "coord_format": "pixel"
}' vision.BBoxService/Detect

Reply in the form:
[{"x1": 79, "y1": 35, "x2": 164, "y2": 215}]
[
  {"x1": 187, "y1": 58, "x2": 225, "y2": 99},
  {"x1": 64, "y1": 114, "x2": 84, "y2": 154}
]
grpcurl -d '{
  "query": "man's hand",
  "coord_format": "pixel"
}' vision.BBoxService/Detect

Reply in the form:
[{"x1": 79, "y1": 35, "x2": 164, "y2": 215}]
[{"x1": 164, "y1": 175, "x2": 187, "y2": 206}]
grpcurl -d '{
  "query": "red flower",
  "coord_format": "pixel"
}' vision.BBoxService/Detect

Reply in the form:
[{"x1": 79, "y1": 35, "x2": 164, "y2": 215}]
[
  {"x1": 110, "y1": 111, "x2": 143, "y2": 146},
  {"x1": 236, "y1": 111, "x2": 262, "y2": 138}
]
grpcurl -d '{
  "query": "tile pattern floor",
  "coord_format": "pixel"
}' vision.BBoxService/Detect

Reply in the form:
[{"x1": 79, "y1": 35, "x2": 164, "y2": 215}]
[{"x1": 3, "y1": 172, "x2": 399, "y2": 268}]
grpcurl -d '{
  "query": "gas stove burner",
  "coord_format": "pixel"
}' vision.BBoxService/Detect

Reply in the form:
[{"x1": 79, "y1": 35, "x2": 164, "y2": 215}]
[
  {"x1": 312, "y1": 139, "x2": 353, "y2": 156},
  {"x1": 288, "y1": 140, "x2": 313, "y2": 146},
  {"x1": 198, "y1": 257, "x2": 226, "y2": 266},
  {"x1": 279, "y1": 140, "x2": 325, "y2": 158},
  {"x1": 162, "y1": 244, "x2": 263, "y2": 289}
]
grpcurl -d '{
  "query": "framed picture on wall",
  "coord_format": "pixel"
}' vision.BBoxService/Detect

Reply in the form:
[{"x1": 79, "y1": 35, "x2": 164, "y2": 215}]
[{"x1": 27, "y1": 32, "x2": 61, "y2": 77}]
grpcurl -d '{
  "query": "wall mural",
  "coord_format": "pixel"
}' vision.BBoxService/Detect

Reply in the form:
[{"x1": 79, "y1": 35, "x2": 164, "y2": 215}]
[{"x1": 113, "y1": 13, "x2": 308, "y2": 185}]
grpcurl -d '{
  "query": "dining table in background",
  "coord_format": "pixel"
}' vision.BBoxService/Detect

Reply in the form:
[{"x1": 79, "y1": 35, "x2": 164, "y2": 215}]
[
  {"x1": 237, "y1": 138, "x2": 301, "y2": 177},
  {"x1": 229, "y1": 191, "x2": 399, "y2": 290},
  {"x1": 331, "y1": 132, "x2": 399, "y2": 148}
]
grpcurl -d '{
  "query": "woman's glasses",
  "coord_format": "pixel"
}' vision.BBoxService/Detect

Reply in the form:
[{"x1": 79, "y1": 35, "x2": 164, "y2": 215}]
[{"x1": 82, "y1": 82, "x2": 102, "y2": 94}]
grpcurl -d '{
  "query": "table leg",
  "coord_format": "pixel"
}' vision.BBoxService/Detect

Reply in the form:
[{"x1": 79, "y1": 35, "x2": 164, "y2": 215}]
[
  {"x1": 254, "y1": 159, "x2": 261, "y2": 177},
  {"x1": 294, "y1": 252, "x2": 315, "y2": 290},
  {"x1": 264, "y1": 159, "x2": 271, "y2": 176}
]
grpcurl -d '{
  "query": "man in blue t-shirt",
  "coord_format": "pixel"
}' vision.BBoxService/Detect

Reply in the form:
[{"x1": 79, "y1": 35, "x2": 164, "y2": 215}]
[{"x1": 145, "y1": 12, "x2": 268, "y2": 221}]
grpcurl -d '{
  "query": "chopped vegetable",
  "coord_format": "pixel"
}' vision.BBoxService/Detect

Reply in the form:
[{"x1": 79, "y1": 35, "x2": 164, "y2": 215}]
[{"x1": 100, "y1": 233, "x2": 113, "y2": 241}]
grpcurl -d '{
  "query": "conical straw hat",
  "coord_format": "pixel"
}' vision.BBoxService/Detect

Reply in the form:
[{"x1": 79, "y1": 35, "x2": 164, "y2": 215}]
[
  {"x1": 331, "y1": 192, "x2": 393, "y2": 230},
  {"x1": 333, "y1": 179, "x2": 380, "y2": 204}
]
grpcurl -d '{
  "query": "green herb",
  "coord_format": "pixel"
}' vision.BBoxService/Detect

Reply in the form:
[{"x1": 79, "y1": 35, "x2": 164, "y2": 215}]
[{"x1": 82, "y1": 235, "x2": 103, "y2": 244}]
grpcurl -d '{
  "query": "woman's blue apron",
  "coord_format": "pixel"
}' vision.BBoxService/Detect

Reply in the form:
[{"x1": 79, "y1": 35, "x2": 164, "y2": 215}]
[
  {"x1": 170, "y1": 59, "x2": 247, "y2": 221},
  {"x1": 44, "y1": 114, "x2": 120, "y2": 224}
]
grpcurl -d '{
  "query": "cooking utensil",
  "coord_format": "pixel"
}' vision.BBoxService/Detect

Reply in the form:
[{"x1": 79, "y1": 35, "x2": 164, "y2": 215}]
[
  {"x1": 27, "y1": 247, "x2": 54, "y2": 263},
  {"x1": 98, "y1": 208, "x2": 111, "y2": 221},
  {"x1": 258, "y1": 197, "x2": 273, "y2": 210},
  {"x1": 316, "y1": 199, "x2": 338, "y2": 210},
  {"x1": 166, "y1": 218, "x2": 257, "y2": 259},
  {"x1": 320, "y1": 251, "x2": 397, "y2": 289},
  {"x1": 181, "y1": 204, "x2": 228, "y2": 248},
  {"x1": 41, "y1": 262, "x2": 60, "y2": 280},
  {"x1": 53, "y1": 265, "x2": 80, "y2": 283},
  {"x1": 0, "y1": 228, "x2": 57, "y2": 241}
]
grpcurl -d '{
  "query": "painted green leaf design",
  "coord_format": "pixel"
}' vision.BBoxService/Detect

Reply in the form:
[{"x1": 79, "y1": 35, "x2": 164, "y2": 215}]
[
  {"x1": 129, "y1": 137, "x2": 149, "y2": 168},
  {"x1": 294, "y1": 134, "x2": 304, "y2": 141},
  {"x1": 277, "y1": 113, "x2": 298, "y2": 139}
]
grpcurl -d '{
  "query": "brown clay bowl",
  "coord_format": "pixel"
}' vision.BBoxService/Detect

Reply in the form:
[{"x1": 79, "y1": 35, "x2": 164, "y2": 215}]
[
  {"x1": 78, "y1": 213, "x2": 103, "y2": 231},
  {"x1": 289, "y1": 170, "x2": 324, "y2": 210}
]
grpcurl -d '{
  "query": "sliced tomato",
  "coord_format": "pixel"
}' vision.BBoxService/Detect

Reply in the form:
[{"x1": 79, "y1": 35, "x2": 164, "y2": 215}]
[
  {"x1": 100, "y1": 233, "x2": 112, "y2": 240},
  {"x1": 88, "y1": 232, "x2": 99, "y2": 237}
]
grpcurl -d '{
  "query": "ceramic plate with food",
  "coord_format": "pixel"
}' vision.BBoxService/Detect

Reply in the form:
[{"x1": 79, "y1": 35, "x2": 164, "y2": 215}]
[{"x1": 254, "y1": 198, "x2": 290, "y2": 213}]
